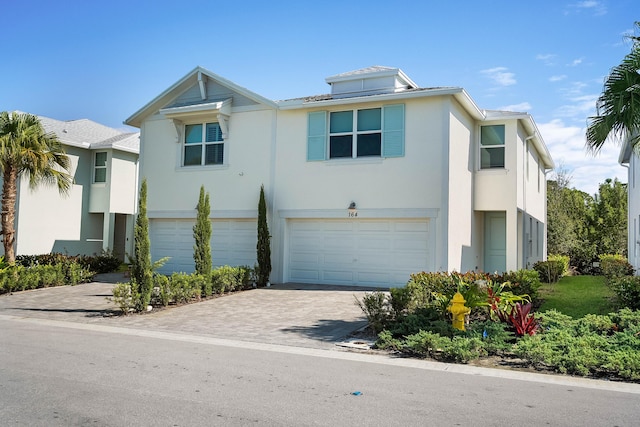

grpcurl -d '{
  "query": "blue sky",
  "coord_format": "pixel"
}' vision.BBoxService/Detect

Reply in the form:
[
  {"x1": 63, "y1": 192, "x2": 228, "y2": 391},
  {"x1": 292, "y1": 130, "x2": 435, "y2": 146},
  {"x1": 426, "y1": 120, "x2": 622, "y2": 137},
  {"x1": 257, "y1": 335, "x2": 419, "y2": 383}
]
[{"x1": 2, "y1": 0, "x2": 636, "y2": 195}]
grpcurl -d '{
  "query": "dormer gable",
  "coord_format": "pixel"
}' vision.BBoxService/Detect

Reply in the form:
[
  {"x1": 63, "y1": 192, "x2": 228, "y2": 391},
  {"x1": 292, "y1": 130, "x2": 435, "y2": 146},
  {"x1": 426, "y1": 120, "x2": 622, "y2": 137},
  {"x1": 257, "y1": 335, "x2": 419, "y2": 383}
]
[
  {"x1": 124, "y1": 66, "x2": 277, "y2": 129},
  {"x1": 325, "y1": 66, "x2": 418, "y2": 99}
]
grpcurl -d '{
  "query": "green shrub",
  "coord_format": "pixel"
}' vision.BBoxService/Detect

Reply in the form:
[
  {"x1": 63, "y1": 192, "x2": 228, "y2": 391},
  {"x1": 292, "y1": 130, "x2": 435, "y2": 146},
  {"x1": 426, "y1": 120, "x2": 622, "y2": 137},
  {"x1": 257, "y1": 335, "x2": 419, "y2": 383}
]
[
  {"x1": 548, "y1": 254, "x2": 570, "y2": 275},
  {"x1": 168, "y1": 272, "x2": 201, "y2": 304},
  {"x1": 403, "y1": 331, "x2": 485, "y2": 363},
  {"x1": 388, "y1": 287, "x2": 412, "y2": 319},
  {"x1": 79, "y1": 251, "x2": 121, "y2": 274},
  {"x1": 466, "y1": 320, "x2": 514, "y2": 355},
  {"x1": 496, "y1": 269, "x2": 541, "y2": 305},
  {"x1": 355, "y1": 291, "x2": 389, "y2": 334},
  {"x1": 111, "y1": 282, "x2": 136, "y2": 314},
  {"x1": 513, "y1": 308, "x2": 640, "y2": 380},
  {"x1": 152, "y1": 274, "x2": 171, "y2": 307},
  {"x1": 533, "y1": 260, "x2": 564, "y2": 283},
  {"x1": 599, "y1": 254, "x2": 634, "y2": 281},
  {"x1": 608, "y1": 275, "x2": 640, "y2": 310},
  {"x1": 211, "y1": 265, "x2": 251, "y2": 293},
  {"x1": 0, "y1": 261, "x2": 93, "y2": 295}
]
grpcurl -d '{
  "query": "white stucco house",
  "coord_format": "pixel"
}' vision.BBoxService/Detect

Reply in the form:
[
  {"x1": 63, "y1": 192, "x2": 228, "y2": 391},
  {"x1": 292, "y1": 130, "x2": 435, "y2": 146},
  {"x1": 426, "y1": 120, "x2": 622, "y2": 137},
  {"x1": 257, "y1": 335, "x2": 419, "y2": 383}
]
[
  {"x1": 5, "y1": 115, "x2": 139, "y2": 261},
  {"x1": 125, "y1": 66, "x2": 553, "y2": 287},
  {"x1": 620, "y1": 140, "x2": 639, "y2": 273}
]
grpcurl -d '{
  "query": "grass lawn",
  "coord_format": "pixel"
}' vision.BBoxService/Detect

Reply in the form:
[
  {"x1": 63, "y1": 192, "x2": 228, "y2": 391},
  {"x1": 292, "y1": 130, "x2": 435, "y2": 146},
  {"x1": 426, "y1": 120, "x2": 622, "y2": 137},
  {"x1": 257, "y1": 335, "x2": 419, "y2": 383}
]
[{"x1": 538, "y1": 275, "x2": 616, "y2": 318}]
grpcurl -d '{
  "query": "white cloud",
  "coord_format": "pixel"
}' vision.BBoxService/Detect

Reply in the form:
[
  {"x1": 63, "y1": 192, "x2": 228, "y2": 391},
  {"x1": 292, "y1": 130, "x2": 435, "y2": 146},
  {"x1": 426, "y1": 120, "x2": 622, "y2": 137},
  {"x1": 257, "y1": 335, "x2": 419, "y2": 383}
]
[
  {"x1": 569, "y1": 58, "x2": 584, "y2": 67},
  {"x1": 481, "y1": 67, "x2": 516, "y2": 87},
  {"x1": 536, "y1": 54, "x2": 556, "y2": 65},
  {"x1": 538, "y1": 119, "x2": 626, "y2": 195},
  {"x1": 549, "y1": 75, "x2": 567, "y2": 82},
  {"x1": 498, "y1": 102, "x2": 532, "y2": 112},
  {"x1": 568, "y1": 1, "x2": 607, "y2": 16},
  {"x1": 554, "y1": 94, "x2": 598, "y2": 119}
]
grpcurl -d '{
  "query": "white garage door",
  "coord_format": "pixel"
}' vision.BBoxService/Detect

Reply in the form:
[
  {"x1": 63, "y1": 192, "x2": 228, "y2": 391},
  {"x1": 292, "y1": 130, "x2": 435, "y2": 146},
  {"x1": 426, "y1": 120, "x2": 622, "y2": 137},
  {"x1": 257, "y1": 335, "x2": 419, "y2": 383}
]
[
  {"x1": 149, "y1": 219, "x2": 257, "y2": 275},
  {"x1": 288, "y1": 218, "x2": 430, "y2": 287}
]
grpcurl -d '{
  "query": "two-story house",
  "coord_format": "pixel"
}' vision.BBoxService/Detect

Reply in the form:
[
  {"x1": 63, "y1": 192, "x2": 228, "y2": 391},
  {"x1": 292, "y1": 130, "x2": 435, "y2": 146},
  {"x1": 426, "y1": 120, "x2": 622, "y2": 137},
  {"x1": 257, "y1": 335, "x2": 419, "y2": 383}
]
[
  {"x1": 6, "y1": 115, "x2": 139, "y2": 261},
  {"x1": 125, "y1": 66, "x2": 553, "y2": 287}
]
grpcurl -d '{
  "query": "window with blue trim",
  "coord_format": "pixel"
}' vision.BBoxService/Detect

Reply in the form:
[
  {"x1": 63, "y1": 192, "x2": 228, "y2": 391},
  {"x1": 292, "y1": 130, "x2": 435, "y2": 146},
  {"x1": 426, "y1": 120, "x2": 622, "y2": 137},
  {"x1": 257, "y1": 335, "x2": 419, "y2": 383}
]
[
  {"x1": 307, "y1": 104, "x2": 404, "y2": 161},
  {"x1": 184, "y1": 122, "x2": 223, "y2": 166}
]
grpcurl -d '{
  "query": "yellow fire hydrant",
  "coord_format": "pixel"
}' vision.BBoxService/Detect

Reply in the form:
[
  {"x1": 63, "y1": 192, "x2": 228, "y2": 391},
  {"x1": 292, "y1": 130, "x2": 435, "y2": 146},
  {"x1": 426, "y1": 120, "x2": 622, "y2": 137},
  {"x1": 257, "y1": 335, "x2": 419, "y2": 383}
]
[{"x1": 448, "y1": 292, "x2": 471, "y2": 331}]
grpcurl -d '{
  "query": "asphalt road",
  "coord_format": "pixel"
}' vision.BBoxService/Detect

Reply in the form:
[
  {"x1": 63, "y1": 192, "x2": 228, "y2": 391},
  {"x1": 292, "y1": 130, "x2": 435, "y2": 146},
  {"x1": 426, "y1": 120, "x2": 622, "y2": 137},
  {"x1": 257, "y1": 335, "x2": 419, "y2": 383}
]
[{"x1": 2, "y1": 316, "x2": 639, "y2": 427}]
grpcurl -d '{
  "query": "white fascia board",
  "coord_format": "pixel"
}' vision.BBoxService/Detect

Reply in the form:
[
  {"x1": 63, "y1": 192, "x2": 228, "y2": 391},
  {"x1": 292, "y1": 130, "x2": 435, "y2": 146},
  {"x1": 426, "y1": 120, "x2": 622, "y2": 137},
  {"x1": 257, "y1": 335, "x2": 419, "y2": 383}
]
[
  {"x1": 519, "y1": 115, "x2": 555, "y2": 170},
  {"x1": 59, "y1": 139, "x2": 91, "y2": 150},
  {"x1": 148, "y1": 209, "x2": 258, "y2": 219},
  {"x1": 619, "y1": 139, "x2": 633, "y2": 164},
  {"x1": 159, "y1": 98, "x2": 232, "y2": 117},
  {"x1": 109, "y1": 145, "x2": 140, "y2": 155},
  {"x1": 278, "y1": 87, "x2": 484, "y2": 117},
  {"x1": 278, "y1": 208, "x2": 439, "y2": 219}
]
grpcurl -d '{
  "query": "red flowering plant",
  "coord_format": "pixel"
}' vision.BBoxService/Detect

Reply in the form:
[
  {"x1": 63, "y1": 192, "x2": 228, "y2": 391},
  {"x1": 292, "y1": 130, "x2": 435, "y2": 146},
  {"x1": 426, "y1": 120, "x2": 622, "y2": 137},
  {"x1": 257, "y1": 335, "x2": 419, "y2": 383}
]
[{"x1": 498, "y1": 302, "x2": 540, "y2": 336}]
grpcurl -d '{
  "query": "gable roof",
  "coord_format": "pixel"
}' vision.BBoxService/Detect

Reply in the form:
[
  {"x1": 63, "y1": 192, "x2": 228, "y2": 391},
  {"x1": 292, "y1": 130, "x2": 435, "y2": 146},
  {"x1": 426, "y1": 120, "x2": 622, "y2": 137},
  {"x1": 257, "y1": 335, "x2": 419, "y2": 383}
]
[
  {"x1": 38, "y1": 114, "x2": 139, "y2": 153},
  {"x1": 124, "y1": 66, "x2": 278, "y2": 128}
]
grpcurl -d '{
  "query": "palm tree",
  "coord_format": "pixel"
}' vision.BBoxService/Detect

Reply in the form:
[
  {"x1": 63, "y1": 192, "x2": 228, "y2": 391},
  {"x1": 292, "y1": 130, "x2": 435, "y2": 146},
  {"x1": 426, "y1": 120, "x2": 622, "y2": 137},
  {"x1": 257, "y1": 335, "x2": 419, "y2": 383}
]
[
  {"x1": 0, "y1": 111, "x2": 72, "y2": 263},
  {"x1": 586, "y1": 22, "x2": 640, "y2": 153}
]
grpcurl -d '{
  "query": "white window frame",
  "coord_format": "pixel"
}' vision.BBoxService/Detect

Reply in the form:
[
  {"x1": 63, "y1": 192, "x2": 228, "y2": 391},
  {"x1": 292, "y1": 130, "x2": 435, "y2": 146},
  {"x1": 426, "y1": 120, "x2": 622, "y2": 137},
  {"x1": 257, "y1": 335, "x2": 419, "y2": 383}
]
[
  {"x1": 479, "y1": 124, "x2": 506, "y2": 169},
  {"x1": 93, "y1": 151, "x2": 107, "y2": 183},
  {"x1": 328, "y1": 108, "x2": 382, "y2": 159},
  {"x1": 182, "y1": 122, "x2": 224, "y2": 167}
]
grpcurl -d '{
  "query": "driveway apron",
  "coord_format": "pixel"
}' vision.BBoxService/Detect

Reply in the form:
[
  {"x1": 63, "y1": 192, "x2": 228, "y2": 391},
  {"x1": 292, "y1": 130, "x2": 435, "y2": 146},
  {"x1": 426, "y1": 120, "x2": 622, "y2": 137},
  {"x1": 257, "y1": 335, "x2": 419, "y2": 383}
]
[{"x1": 0, "y1": 277, "x2": 376, "y2": 350}]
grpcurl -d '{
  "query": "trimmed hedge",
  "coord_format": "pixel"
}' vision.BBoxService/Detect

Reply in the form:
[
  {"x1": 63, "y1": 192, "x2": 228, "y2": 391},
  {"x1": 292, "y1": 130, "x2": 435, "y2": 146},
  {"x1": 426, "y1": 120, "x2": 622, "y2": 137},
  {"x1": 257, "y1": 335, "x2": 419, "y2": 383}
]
[
  {"x1": 112, "y1": 265, "x2": 254, "y2": 313},
  {"x1": 0, "y1": 263, "x2": 94, "y2": 294}
]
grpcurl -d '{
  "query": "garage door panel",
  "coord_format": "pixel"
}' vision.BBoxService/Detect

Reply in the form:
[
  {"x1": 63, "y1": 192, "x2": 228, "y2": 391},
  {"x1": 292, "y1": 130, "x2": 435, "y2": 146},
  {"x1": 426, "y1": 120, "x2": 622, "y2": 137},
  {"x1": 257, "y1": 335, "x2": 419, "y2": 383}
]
[
  {"x1": 357, "y1": 271, "x2": 391, "y2": 285},
  {"x1": 357, "y1": 237, "x2": 391, "y2": 250},
  {"x1": 358, "y1": 221, "x2": 391, "y2": 232},
  {"x1": 323, "y1": 252, "x2": 353, "y2": 265},
  {"x1": 323, "y1": 270, "x2": 354, "y2": 283},
  {"x1": 288, "y1": 218, "x2": 430, "y2": 287},
  {"x1": 151, "y1": 219, "x2": 257, "y2": 275},
  {"x1": 394, "y1": 221, "x2": 429, "y2": 232},
  {"x1": 290, "y1": 269, "x2": 319, "y2": 281}
]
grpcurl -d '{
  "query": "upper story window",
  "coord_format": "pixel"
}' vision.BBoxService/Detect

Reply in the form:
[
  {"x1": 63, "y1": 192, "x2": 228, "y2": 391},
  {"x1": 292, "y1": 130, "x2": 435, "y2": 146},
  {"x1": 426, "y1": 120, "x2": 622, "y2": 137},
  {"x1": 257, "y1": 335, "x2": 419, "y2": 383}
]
[
  {"x1": 307, "y1": 104, "x2": 404, "y2": 161},
  {"x1": 94, "y1": 152, "x2": 107, "y2": 183},
  {"x1": 329, "y1": 108, "x2": 382, "y2": 158},
  {"x1": 480, "y1": 125, "x2": 505, "y2": 169},
  {"x1": 184, "y1": 122, "x2": 223, "y2": 166}
]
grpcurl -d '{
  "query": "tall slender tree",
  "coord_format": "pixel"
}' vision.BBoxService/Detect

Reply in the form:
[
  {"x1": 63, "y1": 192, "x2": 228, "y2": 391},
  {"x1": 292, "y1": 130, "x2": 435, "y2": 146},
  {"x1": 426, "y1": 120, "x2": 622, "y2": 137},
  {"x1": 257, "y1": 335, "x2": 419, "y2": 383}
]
[
  {"x1": 0, "y1": 111, "x2": 72, "y2": 263},
  {"x1": 193, "y1": 185, "x2": 212, "y2": 277},
  {"x1": 586, "y1": 22, "x2": 640, "y2": 153},
  {"x1": 132, "y1": 179, "x2": 153, "y2": 311},
  {"x1": 256, "y1": 185, "x2": 271, "y2": 286}
]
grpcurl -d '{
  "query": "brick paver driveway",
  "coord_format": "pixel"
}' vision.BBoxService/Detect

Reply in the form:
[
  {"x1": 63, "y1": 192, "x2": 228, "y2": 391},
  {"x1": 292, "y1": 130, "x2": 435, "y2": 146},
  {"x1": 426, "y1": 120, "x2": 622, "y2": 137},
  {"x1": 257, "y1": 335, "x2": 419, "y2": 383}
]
[{"x1": 0, "y1": 275, "x2": 377, "y2": 350}]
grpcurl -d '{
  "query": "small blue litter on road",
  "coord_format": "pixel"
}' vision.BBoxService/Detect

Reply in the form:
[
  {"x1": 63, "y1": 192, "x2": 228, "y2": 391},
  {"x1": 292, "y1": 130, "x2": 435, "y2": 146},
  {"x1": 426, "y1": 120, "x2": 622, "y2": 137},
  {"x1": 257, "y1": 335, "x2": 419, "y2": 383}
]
[{"x1": 351, "y1": 391, "x2": 362, "y2": 396}]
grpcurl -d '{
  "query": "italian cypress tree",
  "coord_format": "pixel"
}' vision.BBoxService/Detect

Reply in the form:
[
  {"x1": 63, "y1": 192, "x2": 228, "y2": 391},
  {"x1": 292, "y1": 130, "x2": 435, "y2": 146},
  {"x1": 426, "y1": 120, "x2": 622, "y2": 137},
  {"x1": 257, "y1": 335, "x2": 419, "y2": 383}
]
[
  {"x1": 193, "y1": 185, "x2": 212, "y2": 278},
  {"x1": 132, "y1": 179, "x2": 153, "y2": 311},
  {"x1": 256, "y1": 184, "x2": 272, "y2": 286}
]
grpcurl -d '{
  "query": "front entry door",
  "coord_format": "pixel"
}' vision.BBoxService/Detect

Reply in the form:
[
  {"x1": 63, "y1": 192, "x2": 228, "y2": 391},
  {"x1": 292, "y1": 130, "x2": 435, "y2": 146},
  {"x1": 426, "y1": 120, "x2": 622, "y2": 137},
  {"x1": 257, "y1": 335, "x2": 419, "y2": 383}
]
[{"x1": 484, "y1": 211, "x2": 506, "y2": 274}]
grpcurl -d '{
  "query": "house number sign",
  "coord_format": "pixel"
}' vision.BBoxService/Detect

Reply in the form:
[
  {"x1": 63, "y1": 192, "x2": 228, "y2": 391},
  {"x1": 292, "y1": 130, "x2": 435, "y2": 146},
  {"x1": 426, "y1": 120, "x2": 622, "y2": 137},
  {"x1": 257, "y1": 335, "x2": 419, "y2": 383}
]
[{"x1": 348, "y1": 210, "x2": 358, "y2": 218}]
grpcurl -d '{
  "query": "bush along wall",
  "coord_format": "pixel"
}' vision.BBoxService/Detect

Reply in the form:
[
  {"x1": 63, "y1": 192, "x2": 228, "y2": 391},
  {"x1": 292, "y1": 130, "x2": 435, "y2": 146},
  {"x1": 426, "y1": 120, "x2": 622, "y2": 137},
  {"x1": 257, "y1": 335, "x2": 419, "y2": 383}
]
[
  {"x1": 110, "y1": 265, "x2": 253, "y2": 314},
  {"x1": 0, "y1": 262, "x2": 94, "y2": 294}
]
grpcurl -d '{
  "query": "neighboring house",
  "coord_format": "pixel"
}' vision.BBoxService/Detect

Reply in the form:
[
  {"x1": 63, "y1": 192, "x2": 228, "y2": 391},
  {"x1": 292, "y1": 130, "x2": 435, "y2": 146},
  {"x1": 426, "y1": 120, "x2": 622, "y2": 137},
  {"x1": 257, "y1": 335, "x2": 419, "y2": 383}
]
[
  {"x1": 4, "y1": 115, "x2": 139, "y2": 261},
  {"x1": 619, "y1": 140, "x2": 640, "y2": 273},
  {"x1": 125, "y1": 66, "x2": 553, "y2": 287}
]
